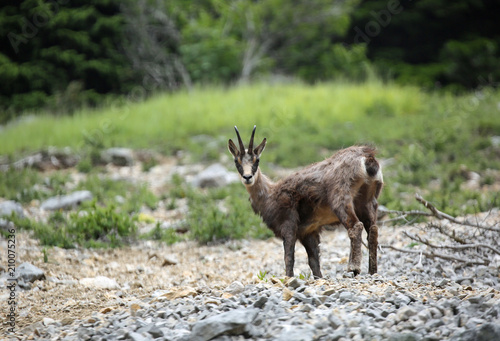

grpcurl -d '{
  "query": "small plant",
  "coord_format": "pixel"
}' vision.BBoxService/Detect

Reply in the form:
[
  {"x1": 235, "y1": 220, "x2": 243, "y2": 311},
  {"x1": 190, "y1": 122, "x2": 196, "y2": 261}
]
[
  {"x1": 68, "y1": 202, "x2": 137, "y2": 248},
  {"x1": 142, "y1": 158, "x2": 158, "y2": 172},
  {"x1": 140, "y1": 222, "x2": 181, "y2": 245},
  {"x1": 166, "y1": 197, "x2": 177, "y2": 210},
  {"x1": 43, "y1": 248, "x2": 49, "y2": 263},
  {"x1": 257, "y1": 270, "x2": 267, "y2": 281},
  {"x1": 298, "y1": 272, "x2": 311, "y2": 280},
  {"x1": 77, "y1": 157, "x2": 93, "y2": 173}
]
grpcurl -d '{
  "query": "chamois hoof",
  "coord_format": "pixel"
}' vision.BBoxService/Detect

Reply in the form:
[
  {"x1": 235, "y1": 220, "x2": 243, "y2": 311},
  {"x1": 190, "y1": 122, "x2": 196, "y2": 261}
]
[{"x1": 348, "y1": 268, "x2": 361, "y2": 276}]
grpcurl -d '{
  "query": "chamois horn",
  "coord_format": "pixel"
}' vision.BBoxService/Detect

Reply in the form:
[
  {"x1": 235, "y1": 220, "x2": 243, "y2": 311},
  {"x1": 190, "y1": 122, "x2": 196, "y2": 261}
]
[
  {"x1": 234, "y1": 126, "x2": 246, "y2": 154},
  {"x1": 248, "y1": 125, "x2": 257, "y2": 154}
]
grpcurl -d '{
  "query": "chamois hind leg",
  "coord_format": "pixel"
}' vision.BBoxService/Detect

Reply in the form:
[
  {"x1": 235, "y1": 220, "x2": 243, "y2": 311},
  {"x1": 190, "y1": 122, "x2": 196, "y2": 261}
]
[
  {"x1": 281, "y1": 223, "x2": 297, "y2": 278},
  {"x1": 356, "y1": 198, "x2": 379, "y2": 275},
  {"x1": 332, "y1": 199, "x2": 363, "y2": 276},
  {"x1": 300, "y1": 232, "x2": 322, "y2": 279}
]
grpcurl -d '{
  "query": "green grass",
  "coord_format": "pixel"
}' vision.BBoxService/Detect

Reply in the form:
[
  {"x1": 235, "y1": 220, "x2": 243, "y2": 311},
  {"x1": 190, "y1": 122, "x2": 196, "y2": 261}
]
[
  {"x1": 0, "y1": 80, "x2": 423, "y2": 156},
  {"x1": 2, "y1": 80, "x2": 500, "y2": 247}
]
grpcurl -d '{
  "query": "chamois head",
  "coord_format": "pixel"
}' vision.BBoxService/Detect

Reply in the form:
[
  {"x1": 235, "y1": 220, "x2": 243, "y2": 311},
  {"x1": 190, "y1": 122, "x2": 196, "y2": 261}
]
[{"x1": 228, "y1": 125, "x2": 267, "y2": 186}]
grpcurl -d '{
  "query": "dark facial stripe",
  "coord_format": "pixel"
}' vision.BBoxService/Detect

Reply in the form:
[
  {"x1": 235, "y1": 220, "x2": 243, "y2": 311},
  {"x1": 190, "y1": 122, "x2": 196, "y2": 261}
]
[
  {"x1": 235, "y1": 159, "x2": 244, "y2": 175},
  {"x1": 252, "y1": 158, "x2": 260, "y2": 174}
]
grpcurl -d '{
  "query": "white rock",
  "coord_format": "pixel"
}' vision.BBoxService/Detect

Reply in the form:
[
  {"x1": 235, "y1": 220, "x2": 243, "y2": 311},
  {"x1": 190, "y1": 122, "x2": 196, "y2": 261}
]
[
  {"x1": 0, "y1": 200, "x2": 24, "y2": 218},
  {"x1": 225, "y1": 281, "x2": 245, "y2": 295},
  {"x1": 189, "y1": 163, "x2": 239, "y2": 188},
  {"x1": 80, "y1": 276, "x2": 120, "y2": 290},
  {"x1": 40, "y1": 191, "x2": 93, "y2": 210},
  {"x1": 43, "y1": 317, "x2": 55, "y2": 326}
]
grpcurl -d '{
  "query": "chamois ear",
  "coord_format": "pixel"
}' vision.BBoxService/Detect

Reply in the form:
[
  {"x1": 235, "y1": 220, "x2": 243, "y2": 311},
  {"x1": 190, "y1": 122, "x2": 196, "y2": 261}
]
[
  {"x1": 228, "y1": 139, "x2": 240, "y2": 158},
  {"x1": 254, "y1": 138, "x2": 267, "y2": 157}
]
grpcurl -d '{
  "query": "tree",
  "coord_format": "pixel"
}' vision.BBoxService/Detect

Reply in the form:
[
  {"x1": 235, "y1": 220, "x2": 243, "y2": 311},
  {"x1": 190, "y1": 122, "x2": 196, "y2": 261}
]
[
  {"x1": 347, "y1": 0, "x2": 500, "y2": 89},
  {"x1": 0, "y1": 0, "x2": 130, "y2": 119},
  {"x1": 121, "y1": 0, "x2": 191, "y2": 92}
]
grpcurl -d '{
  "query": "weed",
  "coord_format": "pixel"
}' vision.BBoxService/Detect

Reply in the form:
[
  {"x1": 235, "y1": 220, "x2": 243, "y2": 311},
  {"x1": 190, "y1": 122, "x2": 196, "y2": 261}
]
[
  {"x1": 298, "y1": 272, "x2": 311, "y2": 281},
  {"x1": 142, "y1": 158, "x2": 158, "y2": 172},
  {"x1": 77, "y1": 157, "x2": 93, "y2": 173},
  {"x1": 68, "y1": 202, "x2": 137, "y2": 248},
  {"x1": 140, "y1": 222, "x2": 182, "y2": 245},
  {"x1": 257, "y1": 270, "x2": 267, "y2": 281},
  {"x1": 0, "y1": 168, "x2": 42, "y2": 203},
  {"x1": 43, "y1": 248, "x2": 48, "y2": 263}
]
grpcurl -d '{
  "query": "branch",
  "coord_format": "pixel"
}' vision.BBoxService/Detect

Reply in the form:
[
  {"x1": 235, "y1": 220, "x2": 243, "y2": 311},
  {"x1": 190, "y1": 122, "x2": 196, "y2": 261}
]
[
  {"x1": 402, "y1": 231, "x2": 500, "y2": 256},
  {"x1": 427, "y1": 223, "x2": 468, "y2": 244},
  {"x1": 415, "y1": 194, "x2": 500, "y2": 232},
  {"x1": 381, "y1": 244, "x2": 488, "y2": 266}
]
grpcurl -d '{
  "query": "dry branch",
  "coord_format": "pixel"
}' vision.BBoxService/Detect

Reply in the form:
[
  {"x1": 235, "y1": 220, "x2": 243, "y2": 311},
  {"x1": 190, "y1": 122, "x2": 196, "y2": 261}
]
[
  {"x1": 382, "y1": 194, "x2": 499, "y2": 268},
  {"x1": 402, "y1": 231, "x2": 500, "y2": 256},
  {"x1": 381, "y1": 244, "x2": 488, "y2": 266},
  {"x1": 415, "y1": 193, "x2": 500, "y2": 232}
]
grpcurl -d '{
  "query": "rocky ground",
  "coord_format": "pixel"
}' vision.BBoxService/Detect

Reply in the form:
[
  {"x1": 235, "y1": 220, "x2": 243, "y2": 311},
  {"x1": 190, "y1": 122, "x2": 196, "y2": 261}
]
[{"x1": 1, "y1": 150, "x2": 500, "y2": 340}]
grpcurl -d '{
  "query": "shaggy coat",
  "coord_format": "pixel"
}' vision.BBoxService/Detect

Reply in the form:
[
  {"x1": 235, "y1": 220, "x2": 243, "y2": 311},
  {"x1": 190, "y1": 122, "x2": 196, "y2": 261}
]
[{"x1": 229, "y1": 126, "x2": 383, "y2": 278}]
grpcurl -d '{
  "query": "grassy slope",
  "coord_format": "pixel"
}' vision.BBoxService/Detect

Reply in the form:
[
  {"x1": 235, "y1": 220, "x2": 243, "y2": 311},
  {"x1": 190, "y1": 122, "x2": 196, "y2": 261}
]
[
  {"x1": 1, "y1": 81, "x2": 499, "y2": 216},
  {"x1": 0, "y1": 81, "x2": 422, "y2": 155}
]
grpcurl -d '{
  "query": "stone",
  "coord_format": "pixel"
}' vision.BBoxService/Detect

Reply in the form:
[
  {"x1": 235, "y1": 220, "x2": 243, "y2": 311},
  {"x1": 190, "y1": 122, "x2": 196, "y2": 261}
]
[
  {"x1": 0, "y1": 200, "x2": 24, "y2": 218},
  {"x1": 162, "y1": 256, "x2": 178, "y2": 266},
  {"x1": 286, "y1": 277, "x2": 302, "y2": 289},
  {"x1": 127, "y1": 331, "x2": 150, "y2": 341},
  {"x1": 276, "y1": 324, "x2": 316, "y2": 341},
  {"x1": 458, "y1": 322, "x2": 500, "y2": 341},
  {"x1": 17, "y1": 262, "x2": 45, "y2": 283},
  {"x1": 388, "y1": 331, "x2": 420, "y2": 341},
  {"x1": 328, "y1": 314, "x2": 343, "y2": 329},
  {"x1": 79, "y1": 276, "x2": 120, "y2": 290},
  {"x1": 41, "y1": 190, "x2": 93, "y2": 210},
  {"x1": 396, "y1": 306, "x2": 418, "y2": 321},
  {"x1": 161, "y1": 287, "x2": 197, "y2": 300},
  {"x1": 283, "y1": 288, "x2": 294, "y2": 301},
  {"x1": 43, "y1": 317, "x2": 55, "y2": 326},
  {"x1": 339, "y1": 291, "x2": 354, "y2": 302},
  {"x1": 253, "y1": 295, "x2": 268, "y2": 309},
  {"x1": 189, "y1": 308, "x2": 258, "y2": 341},
  {"x1": 189, "y1": 163, "x2": 239, "y2": 188},
  {"x1": 225, "y1": 281, "x2": 245, "y2": 295},
  {"x1": 101, "y1": 148, "x2": 134, "y2": 166}
]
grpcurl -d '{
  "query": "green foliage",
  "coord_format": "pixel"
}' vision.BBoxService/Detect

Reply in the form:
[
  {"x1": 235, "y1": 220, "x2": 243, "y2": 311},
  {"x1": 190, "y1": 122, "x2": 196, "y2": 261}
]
[
  {"x1": 140, "y1": 222, "x2": 182, "y2": 245},
  {"x1": 0, "y1": 0, "x2": 131, "y2": 117},
  {"x1": 77, "y1": 175, "x2": 158, "y2": 214},
  {"x1": 179, "y1": 182, "x2": 272, "y2": 244},
  {"x1": 10, "y1": 203, "x2": 137, "y2": 248},
  {"x1": 0, "y1": 168, "x2": 41, "y2": 203},
  {"x1": 68, "y1": 202, "x2": 137, "y2": 248},
  {"x1": 257, "y1": 270, "x2": 267, "y2": 282},
  {"x1": 348, "y1": 0, "x2": 500, "y2": 89}
]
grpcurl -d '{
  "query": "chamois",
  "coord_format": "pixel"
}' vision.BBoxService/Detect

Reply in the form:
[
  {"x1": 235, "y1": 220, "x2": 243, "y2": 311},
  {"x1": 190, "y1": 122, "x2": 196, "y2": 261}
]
[{"x1": 228, "y1": 126, "x2": 383, "y2": 278}]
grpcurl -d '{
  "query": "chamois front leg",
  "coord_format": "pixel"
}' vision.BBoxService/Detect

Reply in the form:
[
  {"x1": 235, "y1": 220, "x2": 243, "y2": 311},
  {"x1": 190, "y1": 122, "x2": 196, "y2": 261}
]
[
  {"x1": 368, "y1": 224, "x2": 378, "y2": 274},
  {"x1": 357, "y1": 198, "x2": 379, "y2": 275},
  {"x1": 282, "y1": 227, "x2": 297, "y2": 278},
  {"x1": 333, "y1": 201, "x2": 363, "y2": 276}
]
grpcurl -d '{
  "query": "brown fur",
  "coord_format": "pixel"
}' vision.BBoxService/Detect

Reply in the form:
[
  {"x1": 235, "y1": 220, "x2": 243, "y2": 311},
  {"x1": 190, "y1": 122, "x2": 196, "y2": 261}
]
[{"x1": 229, "y1": 127, "x2": 383, "y2": 278}]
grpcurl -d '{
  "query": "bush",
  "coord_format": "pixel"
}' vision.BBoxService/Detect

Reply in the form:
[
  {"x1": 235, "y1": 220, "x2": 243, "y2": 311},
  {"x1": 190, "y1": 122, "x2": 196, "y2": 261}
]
[{"x1": 10, "y1": 203, "x2": 137, "y2": 248}]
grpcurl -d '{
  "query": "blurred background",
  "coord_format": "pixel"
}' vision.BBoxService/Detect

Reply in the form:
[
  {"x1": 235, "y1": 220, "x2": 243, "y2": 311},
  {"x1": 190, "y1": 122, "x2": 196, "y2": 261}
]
[
  {"x1": 1, "y1": 0, "x2": 499, "y2": 116},
  {"x1": 1, "y1": 0, "x2": 499, "y2": 246}
]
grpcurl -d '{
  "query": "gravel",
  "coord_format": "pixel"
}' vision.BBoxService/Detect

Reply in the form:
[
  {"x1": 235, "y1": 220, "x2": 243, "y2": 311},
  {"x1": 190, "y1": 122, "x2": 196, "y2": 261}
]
[{"x1": 11, "y1": 238, "x2": 500, "y2": 341}]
